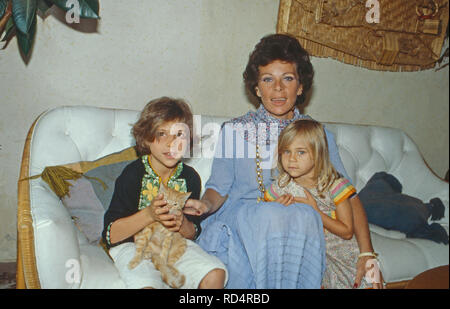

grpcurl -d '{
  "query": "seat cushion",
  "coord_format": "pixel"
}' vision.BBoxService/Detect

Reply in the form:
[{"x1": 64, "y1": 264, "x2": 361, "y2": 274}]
[{"x1": 371, "y1": 225, "x2": 449, "y2": 282}]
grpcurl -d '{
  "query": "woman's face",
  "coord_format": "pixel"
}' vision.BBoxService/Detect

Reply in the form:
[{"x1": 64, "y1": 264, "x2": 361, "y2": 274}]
[{"x1": 255, "y1": 60, "x2": 303, "y2": 120}]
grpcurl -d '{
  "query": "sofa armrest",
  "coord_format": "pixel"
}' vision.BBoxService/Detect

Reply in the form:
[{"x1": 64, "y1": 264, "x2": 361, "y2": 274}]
[{"x1": 29, "y1": 180, "x2": 83, "y2": 288}]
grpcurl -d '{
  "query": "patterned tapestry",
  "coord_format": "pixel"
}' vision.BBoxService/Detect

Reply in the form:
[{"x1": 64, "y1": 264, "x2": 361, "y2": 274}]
[{"x1": 277, "y1": 0, "x2": 449, "y2": 71}]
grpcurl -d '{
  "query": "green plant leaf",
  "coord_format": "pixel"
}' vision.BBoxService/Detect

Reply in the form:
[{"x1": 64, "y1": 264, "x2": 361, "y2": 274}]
[
  {"x1": 0, "y1": 0, "x2": 9, "y2": 19},
  {"x1": 12, "y1": 0, "x2": 37, "y2": 34},
  {"x1": 37, "y1": 0, "x2": 53, "y2": 15},
  {"x1": 49, "y1": 0, "x2": 99, "y2": 19},
  {"x1": 16, "y1": 9, "x2": 36, "y2": 57}
]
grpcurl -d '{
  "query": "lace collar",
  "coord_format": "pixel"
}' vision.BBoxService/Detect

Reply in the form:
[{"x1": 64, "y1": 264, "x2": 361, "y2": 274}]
[{"x1": 228, "y1": 105, "x2": 311, "y2": 145}]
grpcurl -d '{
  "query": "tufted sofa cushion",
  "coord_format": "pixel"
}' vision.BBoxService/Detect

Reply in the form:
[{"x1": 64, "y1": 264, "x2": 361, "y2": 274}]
[{"x1": 18, "y1": 106, "x2": 448, "y2": 288}]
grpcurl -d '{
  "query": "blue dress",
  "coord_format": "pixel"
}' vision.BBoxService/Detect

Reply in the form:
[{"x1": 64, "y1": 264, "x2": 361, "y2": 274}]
[{"x1": 196, "y1": 106, "x2": 350, "y2": 289}]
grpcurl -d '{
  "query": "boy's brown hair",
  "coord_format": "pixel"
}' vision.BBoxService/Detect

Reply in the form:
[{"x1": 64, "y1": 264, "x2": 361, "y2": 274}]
[{"x1": 132, "y1": 97, "x2": 193, "y2": 156}]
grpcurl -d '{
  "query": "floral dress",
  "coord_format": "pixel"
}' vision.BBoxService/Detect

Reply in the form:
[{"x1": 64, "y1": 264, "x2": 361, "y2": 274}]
[{"x1": 266, "y1": 177, "x2": 367, "y2": 289}]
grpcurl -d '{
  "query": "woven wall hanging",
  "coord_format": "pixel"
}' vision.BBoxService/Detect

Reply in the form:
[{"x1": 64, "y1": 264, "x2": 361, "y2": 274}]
[{"x1": 277, "y1": 0, "x2": 449, "y2": 71}]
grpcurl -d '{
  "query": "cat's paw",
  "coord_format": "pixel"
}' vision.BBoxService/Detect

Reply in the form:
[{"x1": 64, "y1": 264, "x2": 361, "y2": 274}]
[
  {"x1": 168, "y1": 274, "x2": 185, "y2": 289},
  {"x1": 128, "y1": 260, "x2": 139, "y2": 270}
]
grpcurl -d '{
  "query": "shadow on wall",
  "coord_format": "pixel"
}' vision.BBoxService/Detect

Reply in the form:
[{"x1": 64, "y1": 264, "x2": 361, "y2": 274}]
[{"x1": 39, "y1": 5, "x2": 99, "y2": 33}]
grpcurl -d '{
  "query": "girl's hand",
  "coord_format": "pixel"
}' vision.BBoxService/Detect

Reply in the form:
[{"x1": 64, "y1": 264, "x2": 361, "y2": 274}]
[
  {"x1": 166, "y1": 211, "x2": 184, "y2": 233},
  {"x1": 275, "y1": 194, "x2": 295, "y2": 206},
  {"x1": 183, "y1": 199, "x2": 209, "y2": 216},
  {"x1": 146, "y1": 194, "x2": 175, "y2": 225},
  {"x1": 354, "y1": 256, "x2": 385, "y2": 289},
  {"x1": 293, "y1": 189, "x2": 319, "y2": 211}
]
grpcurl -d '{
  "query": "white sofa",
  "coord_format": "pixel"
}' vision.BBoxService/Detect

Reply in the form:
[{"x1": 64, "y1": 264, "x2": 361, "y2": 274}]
[{"x1": 17, "y1": 105, "x2": 449, "y2": 288}]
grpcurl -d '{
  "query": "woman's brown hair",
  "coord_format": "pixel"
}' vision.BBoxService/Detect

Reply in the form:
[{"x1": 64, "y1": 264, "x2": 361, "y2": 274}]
[
  {"x1": 243, "y1": 33, "x2": 314, "y2": 106},
  {"x1": 132, "y1": 97, "x2": 193, "y2": 156}
]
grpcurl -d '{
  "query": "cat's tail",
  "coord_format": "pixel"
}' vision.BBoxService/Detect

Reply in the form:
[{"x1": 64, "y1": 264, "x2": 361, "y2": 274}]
[
  {"x1": 153, "y1": 256, "x2": 185, "y2": 288},
  {"x1": 128, "y1": 254, "x2": 143, "y2": 270},
  {"x1": 162, "y1": 264, "x2": 186, "y2": 289}
]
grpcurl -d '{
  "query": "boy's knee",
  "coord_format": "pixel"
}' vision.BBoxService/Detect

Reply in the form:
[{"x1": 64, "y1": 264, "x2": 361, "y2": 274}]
[{"x1": 198, "y1": 268, "x2": 226, "y2": 289}]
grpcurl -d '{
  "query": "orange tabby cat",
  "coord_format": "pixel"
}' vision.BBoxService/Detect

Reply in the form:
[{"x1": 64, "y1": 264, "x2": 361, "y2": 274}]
[{"x1": 128, "y1": 183, "x2": 191, "y2": 288}]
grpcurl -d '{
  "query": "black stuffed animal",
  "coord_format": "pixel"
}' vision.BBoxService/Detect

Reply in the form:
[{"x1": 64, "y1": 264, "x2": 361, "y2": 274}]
[{"x1": 358, "y1": 172, "x2": 448, "y2": 244}]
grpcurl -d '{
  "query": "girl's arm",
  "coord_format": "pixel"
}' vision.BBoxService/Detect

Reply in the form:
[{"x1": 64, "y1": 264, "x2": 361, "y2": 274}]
[
  {"x1": 321, "y1": 199, "x2": 354, "y2": 240},
  {"x1": 109, "y1": 207, "x2": 155, "y2": 245},
  {"x1": 325, "y1": 129, "x2": 383, "y2": 286},
  {"x1": 350, "y1": 195, "x2": 374, "y2": 252},
  {"x1": 324, "y1": 129, "x2": 374, "y2": 245},
  {"x1": 350, "y1": 195, "x2": 385, "y2": 289},
  {"x1": 109, "y1": 194, "x2": 173, "y2": 244},
  {"x1": 294, "y1": 190, "x2": 354, "y2": 240}
]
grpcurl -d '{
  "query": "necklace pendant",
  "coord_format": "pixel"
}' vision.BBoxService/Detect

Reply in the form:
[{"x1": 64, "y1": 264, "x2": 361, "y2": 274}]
[{"x1": 257, "y1": 192, "x2": 267, "y2": 203}]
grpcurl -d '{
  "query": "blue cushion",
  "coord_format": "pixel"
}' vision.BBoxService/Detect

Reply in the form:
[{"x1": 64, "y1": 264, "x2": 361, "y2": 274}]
[
  {"x1": 61, "y1": 160, "x2": 132, "y2": 243},
  {"x1": 85, "y1": 161, "x2": 133, "y2": 211}
]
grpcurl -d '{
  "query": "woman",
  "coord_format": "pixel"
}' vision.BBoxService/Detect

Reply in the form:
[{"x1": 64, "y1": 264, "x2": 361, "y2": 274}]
[{"x1": 184, "y1": 34, "x2": 383, "y2": 289}]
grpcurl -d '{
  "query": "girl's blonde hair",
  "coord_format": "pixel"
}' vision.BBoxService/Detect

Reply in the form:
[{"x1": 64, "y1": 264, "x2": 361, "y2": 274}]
[{"x1": 277, "y1": 119, "x2": 339, "y2": 195}]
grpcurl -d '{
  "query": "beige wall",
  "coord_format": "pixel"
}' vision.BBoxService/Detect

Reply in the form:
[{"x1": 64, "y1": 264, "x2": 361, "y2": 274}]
[{"x1": 0, "y1": 0, "x2": 448, "y2": 261}]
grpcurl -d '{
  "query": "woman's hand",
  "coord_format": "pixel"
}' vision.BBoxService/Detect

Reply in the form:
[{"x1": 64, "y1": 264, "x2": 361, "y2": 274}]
[
  {"x1": 354, "y1": 256, "x2": 385, "y2": 289},
  {"x1": 183, "y1": 199, "x2": 210, "y2": 216},
  {"x1": 183, "y1": 189, "x2": 227, "y2": 218},
  {"x1": 293, "y1": 189, "x2": 319, "y2": 211},
  {"x1": 275, "y1": 194, "x2": 295, "y2": 206}
]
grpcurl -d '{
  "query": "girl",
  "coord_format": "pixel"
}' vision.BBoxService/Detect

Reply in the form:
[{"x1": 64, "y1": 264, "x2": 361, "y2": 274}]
[
  {"x1": 265, "y1": 119, "x2": 368, "y2": 289},
  {"x1": 102, "y1": 97, "x2": 227, "y2": 289}
]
